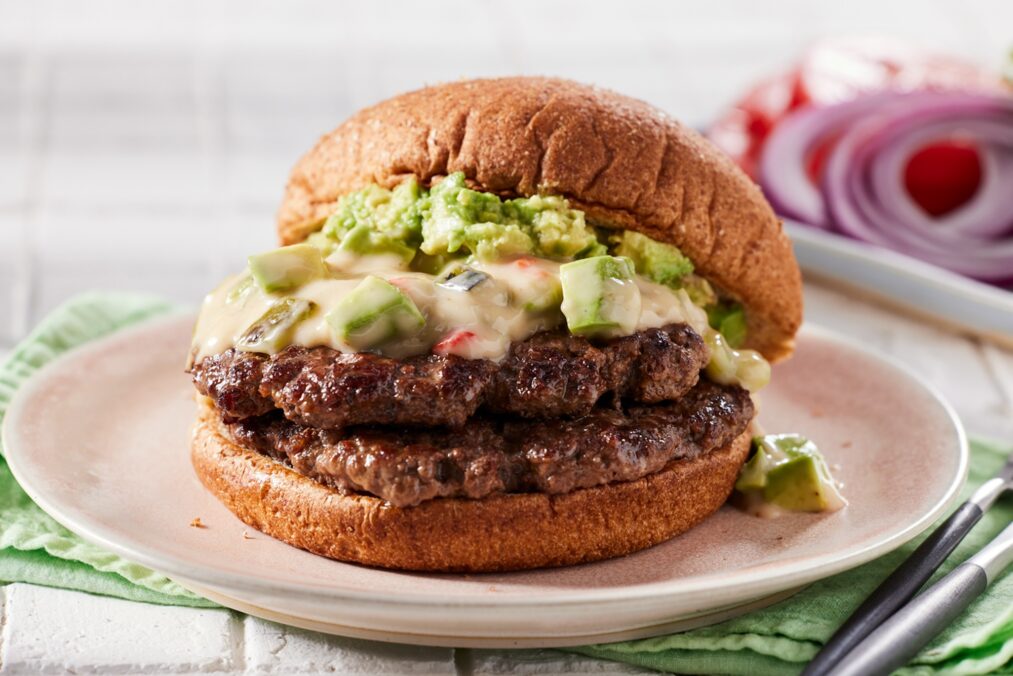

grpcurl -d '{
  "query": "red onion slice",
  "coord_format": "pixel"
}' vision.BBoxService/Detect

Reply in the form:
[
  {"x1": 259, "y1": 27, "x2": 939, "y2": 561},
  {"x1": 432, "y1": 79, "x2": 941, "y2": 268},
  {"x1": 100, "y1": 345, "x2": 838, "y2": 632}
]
[
  {"x1": 822, "y1": 93, "x2": 1013, "y2": 282},
  {"x1": 869, "y1": 122, "x2": 1010, "y2": 240},
  {"x1": 760, "y1": 91, "x2": 1013, "y2": 284}
]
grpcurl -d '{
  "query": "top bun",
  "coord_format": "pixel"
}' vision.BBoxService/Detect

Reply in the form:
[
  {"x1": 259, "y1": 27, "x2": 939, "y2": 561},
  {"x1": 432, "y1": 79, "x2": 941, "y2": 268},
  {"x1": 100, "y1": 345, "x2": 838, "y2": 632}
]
[{"x1": 276, "y1": 77, "x2": 802, "y2": 361}]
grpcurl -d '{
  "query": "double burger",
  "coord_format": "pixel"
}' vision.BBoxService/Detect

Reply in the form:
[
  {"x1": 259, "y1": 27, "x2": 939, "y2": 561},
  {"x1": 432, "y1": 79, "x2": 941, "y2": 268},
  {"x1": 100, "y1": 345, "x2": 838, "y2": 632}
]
[{"x1": 187, "y1": 77, "x2": 803, "y2": 572}]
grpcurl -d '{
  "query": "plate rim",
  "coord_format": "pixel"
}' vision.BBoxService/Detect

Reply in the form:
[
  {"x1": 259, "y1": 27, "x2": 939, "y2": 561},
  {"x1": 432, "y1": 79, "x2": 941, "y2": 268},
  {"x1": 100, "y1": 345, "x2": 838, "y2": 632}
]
[
  {"x1": 2, "y1": 314, "x2": 969, "y2": 610},
  {"x1": 786, "y1": 221, "x2": 1013, "y2": 348},
  {"x1": 177, "y1": 578, "x2": 808, "y2": 647}
]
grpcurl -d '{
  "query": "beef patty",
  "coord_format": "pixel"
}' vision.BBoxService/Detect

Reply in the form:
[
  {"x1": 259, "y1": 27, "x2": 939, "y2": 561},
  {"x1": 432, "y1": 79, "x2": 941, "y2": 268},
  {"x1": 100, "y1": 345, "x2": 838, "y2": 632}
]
[
  {"x1": 220, "y1": 379, "x2": 753, "y2": 507},
  {"x1": 192, "y1": 324, "x2": 708, "y2": 430}
]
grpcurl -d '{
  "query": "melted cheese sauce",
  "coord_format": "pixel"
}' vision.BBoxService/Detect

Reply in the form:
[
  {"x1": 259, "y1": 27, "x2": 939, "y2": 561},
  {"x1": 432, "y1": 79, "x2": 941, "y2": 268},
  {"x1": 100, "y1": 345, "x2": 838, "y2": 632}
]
[{"x1": 191, "y1": 255, "x2": 710, "y2": 364}]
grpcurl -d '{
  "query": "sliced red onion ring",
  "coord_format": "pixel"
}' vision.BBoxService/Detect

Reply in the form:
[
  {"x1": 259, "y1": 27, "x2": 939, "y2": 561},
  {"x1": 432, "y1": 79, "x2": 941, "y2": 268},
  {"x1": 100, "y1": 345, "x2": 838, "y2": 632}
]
[
  {"x1": 757, "y1": 96, "x2": 896, "y2": 227},
  {"x1": 869, "y1": 121, "x2": 1010, "y2": 240},
  {"x1": 760, "y1": 91, "x2": 1013, "y2": 284}
]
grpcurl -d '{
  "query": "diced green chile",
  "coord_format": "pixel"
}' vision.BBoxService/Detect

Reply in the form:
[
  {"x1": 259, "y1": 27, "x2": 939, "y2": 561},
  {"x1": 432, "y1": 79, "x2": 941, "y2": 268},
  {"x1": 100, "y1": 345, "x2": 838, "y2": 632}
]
[
  {"x1": 437, "y1": 268, "x2": 489, "y2": 292},
  {"x1": 237, "y1": 298, "x2": 316, "y2": 353}
]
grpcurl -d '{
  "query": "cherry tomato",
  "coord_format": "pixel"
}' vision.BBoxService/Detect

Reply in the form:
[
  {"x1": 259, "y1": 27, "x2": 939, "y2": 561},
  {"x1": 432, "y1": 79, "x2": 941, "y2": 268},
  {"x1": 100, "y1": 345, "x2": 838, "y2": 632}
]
[{"x1": 903, "y1": 140, "x2": 983, "y2": 217}]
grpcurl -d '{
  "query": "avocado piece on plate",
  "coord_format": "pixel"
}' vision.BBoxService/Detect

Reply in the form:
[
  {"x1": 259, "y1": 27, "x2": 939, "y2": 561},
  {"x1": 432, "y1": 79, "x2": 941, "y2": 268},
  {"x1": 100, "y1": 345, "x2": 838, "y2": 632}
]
[
  {"x1": 736, "y1": 434, "x2": 846, "y2": 513},
  {"x1": 326, "y1": 276, "x2": 425, "y2": 350},
  {"x1": 765, "y1": 455, "x2": 838, "y2": 512}
]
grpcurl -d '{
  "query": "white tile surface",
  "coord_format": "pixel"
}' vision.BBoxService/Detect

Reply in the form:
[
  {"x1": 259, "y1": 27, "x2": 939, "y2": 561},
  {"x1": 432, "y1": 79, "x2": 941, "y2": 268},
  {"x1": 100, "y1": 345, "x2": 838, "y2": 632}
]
[
  {"x1": 243, "y1": 618, "x2": 456, "y2": 674},
  {"x1": 0, "y1": 585, "x2": 462, "y2": 674},
  {"x1": 1, "y1": 584, "x2": 240, "y2": 673}
]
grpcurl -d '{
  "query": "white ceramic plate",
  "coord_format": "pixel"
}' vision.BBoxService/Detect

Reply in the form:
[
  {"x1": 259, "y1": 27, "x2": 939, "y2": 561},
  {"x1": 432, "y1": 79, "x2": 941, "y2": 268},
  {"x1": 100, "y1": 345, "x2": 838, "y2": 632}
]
[
  {"x1": 787, "y1": 221, "x2": 1013, "y2": 347},
  {"x1": 3, "y1": 315, "x2": 968, "y2": 647}
]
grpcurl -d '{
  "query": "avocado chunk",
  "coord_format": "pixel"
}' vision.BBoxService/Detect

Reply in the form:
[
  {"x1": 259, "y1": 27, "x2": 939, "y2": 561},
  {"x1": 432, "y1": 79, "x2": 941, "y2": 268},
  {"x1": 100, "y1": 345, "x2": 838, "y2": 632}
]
[
  {"x1": 707, "y1": 301, "x2": 747, "y2": 348},
  {"x1": 248, "y1": 244, "x2": 327, "y2": 293},
  {"x1": 326, "y1": 276, "x2": 425, "y2": 350},
  {"x1": 765, "y1": 456, "x2": 837, "y2": 511},
  {"x1": 559, "y1": 255, "x2": 641, "y2": 336},
  {"x1": 611, "y1": 230, "x2": 694, "y2": 286},
  {"x1": 236, "y1": 298, "x2": 316, "y2": 353},
  {"x1": 736, "y1": 434, "x2": 846, "y2": 513}
]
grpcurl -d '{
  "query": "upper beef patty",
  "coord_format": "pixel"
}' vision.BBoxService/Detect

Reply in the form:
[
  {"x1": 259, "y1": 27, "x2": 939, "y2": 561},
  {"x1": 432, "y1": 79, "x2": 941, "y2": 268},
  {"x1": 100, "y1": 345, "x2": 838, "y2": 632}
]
[
  {"x1": 220, "y1": 379, "x2": 753, "y2": 507},
  {"x1": 191, "y1": 323, "x2": 708, "y2": 430}
]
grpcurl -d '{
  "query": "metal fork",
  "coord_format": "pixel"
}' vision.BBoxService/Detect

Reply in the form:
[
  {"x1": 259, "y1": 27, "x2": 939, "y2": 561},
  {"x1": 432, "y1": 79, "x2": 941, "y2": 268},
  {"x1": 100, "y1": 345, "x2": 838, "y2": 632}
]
[{"x1": 804, "y1": 450, "x2": 1013, "y2": 675}]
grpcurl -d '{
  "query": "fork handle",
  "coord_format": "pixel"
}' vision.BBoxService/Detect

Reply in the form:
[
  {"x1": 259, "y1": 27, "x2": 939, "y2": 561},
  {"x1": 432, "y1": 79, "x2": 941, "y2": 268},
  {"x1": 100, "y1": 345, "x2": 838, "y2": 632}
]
[
  {"x1": 827, "y1": 562, "x2": 987, "y2": 676},
  {"x1": 803, "y1": 501, "x2": 982, "y2": 675}
]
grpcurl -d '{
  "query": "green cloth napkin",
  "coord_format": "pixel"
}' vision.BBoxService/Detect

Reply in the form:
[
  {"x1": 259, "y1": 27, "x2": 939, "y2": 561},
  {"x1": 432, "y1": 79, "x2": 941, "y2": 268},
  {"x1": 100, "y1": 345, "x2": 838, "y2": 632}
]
[
  {"x1": 0, "y1": 293, "x2": 217, "y2": 607},
  {"x1": 0, "y1": 294, "x2": 1010, "y2": 673}
]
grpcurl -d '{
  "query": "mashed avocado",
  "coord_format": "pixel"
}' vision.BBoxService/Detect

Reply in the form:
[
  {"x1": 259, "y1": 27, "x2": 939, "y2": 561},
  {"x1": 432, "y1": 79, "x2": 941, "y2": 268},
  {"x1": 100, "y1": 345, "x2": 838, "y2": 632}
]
[
  {"x1": 612, "y1": 230, "x2": 693, "y2": 286},
  {"x1": 611, "y1": 230, "x2": 717, "y2": 307},
  {"x1": 421, "y1": 174, "x2": 606, "y2": 261},
  {"x1": 314, "y1": 173, "x2": 605, "y2": 264},
  {"x1": 318, "y1": 180, "x2": 424, "y2": 260}
]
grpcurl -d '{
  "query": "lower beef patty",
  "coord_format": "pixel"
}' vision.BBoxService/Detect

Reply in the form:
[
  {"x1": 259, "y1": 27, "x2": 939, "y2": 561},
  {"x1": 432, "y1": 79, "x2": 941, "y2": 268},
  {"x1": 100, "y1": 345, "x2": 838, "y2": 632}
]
[
  {"x1": 192, "y1": 323, "x2": 708, "y2": 429},
  {"x1": 219, "y1": 379, "x2": 753, "y2": 508}
]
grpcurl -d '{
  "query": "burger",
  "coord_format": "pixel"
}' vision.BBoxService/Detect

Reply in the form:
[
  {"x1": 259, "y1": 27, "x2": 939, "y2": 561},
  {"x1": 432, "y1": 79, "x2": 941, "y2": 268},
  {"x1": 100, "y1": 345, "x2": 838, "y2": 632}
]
[{"x1": 187, "y1": 77, "x2": 803, "y2": 572}]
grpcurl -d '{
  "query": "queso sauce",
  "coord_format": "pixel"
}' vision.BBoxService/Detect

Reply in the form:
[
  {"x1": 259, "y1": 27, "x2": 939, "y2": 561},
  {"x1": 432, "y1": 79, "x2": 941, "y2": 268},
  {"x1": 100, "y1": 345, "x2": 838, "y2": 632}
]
[{"x1": 191, "y1": 253, "x2": 711, "y2": 364}]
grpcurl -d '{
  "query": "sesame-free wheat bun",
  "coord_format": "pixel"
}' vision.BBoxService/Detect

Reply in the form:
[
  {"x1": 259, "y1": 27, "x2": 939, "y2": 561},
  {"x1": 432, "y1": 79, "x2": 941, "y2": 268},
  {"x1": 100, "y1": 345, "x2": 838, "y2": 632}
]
[{"x1": 277, "y1": 77, "x2": 802, "y2": 361}]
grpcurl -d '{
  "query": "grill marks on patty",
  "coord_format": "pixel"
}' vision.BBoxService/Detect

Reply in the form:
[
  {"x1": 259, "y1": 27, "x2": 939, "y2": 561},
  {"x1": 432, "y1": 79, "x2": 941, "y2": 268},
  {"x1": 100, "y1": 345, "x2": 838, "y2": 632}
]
[
  {"x1": 223, "y1": 380, "x2": 754, "y2": 508},
  {"x1": 192, "y1": 323, "x2": 747, "y2": 508},
  {"x1": 261, "y1": 349, "x2": 492, "y2": 429},
  {"x1": 191, "y1": 324, "x2": 708, "y2": 430}
]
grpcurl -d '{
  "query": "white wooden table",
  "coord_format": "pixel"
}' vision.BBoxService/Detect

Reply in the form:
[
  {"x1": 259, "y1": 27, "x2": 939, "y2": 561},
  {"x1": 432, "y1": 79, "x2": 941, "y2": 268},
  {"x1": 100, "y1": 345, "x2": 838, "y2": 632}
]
[{"x1": 1, "y1": 0, "x2": 1011, "y2": 672}]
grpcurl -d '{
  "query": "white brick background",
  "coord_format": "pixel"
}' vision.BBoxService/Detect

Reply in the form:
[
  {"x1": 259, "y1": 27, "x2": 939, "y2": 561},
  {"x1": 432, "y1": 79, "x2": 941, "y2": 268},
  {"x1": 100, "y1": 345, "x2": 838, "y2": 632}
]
[{"x1": 1, "y1": 0, "x2": 1011, "y2": 673}]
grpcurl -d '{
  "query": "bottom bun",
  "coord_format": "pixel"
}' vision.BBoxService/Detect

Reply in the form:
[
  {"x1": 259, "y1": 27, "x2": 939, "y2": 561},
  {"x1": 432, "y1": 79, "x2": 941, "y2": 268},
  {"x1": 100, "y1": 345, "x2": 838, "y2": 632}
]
[{"x1": 191, "y1": 398, "x2": 753, "y2": 572}]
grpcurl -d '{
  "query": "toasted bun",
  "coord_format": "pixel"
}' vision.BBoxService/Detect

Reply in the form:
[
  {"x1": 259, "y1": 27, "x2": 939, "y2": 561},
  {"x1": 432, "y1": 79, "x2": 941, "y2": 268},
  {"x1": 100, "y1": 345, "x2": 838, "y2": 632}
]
[
  {"x1": 276, "y1": 77, "x2": 802, "y2": 360},
  {"x1": 191, "y1": 397, "x2": 752, "y2": 572}
]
